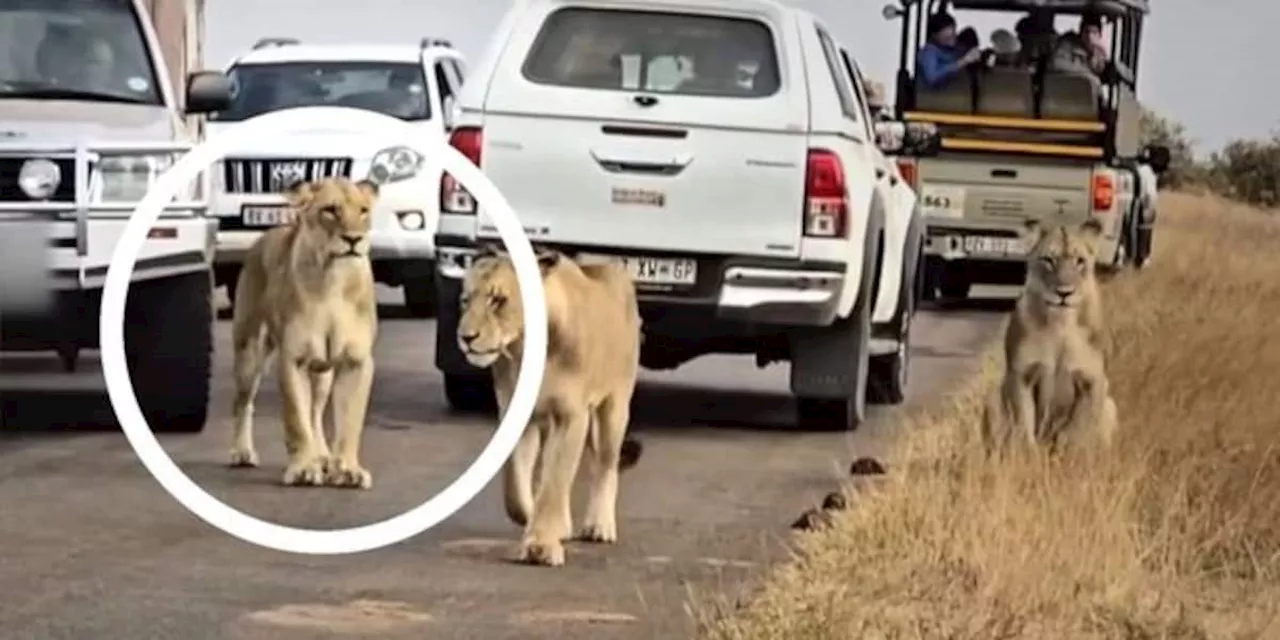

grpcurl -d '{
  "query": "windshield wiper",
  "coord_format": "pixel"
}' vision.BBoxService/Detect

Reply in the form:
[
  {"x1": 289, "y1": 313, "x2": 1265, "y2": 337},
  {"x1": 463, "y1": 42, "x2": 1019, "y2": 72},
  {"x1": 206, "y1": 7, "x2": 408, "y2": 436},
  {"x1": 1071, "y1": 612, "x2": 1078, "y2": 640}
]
[{"x1": 0, "y1": 86, "x2": 150, "y2": 105}]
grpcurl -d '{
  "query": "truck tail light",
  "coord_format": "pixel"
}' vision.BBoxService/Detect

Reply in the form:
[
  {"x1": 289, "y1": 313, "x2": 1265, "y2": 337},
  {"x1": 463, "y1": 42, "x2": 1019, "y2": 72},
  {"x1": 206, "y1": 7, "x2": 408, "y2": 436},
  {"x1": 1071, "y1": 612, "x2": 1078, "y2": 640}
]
[
  {"x1": 803, "y1": 148, "x2": 848, "y2": 238},
  {"x1": 1092, "y1": 172, "x2": 1114, "y2": 211},
  {"x1": 896, "y1": 158, "x2": 918, "y2": 190},
  {"x1": 440, "y1": 126, "x2": 482, "y2": 215}
]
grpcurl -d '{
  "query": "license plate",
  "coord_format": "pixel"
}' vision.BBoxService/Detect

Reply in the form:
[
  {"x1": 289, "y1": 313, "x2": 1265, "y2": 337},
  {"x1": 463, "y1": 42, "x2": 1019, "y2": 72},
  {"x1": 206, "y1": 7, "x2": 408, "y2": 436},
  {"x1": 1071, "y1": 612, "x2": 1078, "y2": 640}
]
[
  {"x1": 962, "y1": 235, "x2": 1023, "y2": 256},
  {"x1": 579, "y1": 253, "x2": 697, "y2": 287},
  {"x1": 919, "y1": 184, "x2": 966, "y2": 219},
  {"x1": 241, "y1": 205, "x2": 294, "y2": 227}
]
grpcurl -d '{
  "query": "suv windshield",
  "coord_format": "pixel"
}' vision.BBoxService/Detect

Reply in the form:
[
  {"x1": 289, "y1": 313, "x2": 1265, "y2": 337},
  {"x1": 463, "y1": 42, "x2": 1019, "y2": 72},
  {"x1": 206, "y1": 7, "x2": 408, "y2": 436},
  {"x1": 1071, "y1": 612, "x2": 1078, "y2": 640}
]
[
  {"x1": 210, "y1": 61, "x2": 432, "y2": 122},
  {"x1": 522, "y1": 7, "x2": 781, "y2": 98},
  {"x1": 0, "y1": 0, "x2": 162, "y2": 105}
]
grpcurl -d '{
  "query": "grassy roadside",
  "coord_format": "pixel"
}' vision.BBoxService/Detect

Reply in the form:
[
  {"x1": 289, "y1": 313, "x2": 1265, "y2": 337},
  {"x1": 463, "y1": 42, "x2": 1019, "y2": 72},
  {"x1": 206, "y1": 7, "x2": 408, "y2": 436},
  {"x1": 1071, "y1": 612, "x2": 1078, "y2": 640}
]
[{"x1": 699, "y1": 193, "x2": 1280, "y2": 639}]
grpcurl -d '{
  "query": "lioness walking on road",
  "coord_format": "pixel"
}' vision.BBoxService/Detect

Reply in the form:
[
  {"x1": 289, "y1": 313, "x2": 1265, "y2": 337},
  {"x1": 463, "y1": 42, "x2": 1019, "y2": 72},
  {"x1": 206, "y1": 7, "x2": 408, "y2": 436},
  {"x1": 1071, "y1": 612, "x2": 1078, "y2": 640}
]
[
  {"x1": 227, "y1": 177, "x2": 382, "y2": 490},
  {"x1": 455, "y1": 248, "x2": 644, "y2": 567},
  {"x1": 982, "y1": 218, "x2": 1118, "y2": 454}
]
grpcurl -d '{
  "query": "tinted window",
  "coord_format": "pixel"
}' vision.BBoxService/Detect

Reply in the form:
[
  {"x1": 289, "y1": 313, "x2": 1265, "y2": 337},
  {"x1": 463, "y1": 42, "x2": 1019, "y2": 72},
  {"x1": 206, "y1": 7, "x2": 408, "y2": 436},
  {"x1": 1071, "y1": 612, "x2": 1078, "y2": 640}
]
[
  {"x1": 0, "y1": 0, "x2": 161, "y2": 105},
  {"x1": 210, "y1": 61, "x2": 431, "y2": 122},
  {"x1": 522, "y1": 7, "x2": 781, "y2": 98}
]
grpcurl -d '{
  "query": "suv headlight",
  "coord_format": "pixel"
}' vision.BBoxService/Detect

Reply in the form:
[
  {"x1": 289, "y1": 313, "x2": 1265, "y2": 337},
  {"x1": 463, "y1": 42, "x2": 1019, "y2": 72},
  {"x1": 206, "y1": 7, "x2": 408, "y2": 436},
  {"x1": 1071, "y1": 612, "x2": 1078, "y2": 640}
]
[
  {"x1": 94, "y1": 154, "x2": 175, "y2": 202},
  {"x1": 367, "y1": 145, "x2": 423, "y2": 185}
]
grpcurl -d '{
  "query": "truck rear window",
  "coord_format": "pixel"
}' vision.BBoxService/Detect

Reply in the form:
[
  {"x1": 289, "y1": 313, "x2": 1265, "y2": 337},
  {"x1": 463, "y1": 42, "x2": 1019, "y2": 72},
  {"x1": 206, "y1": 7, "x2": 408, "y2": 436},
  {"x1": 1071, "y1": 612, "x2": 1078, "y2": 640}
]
[{"x1": 521, "y1": 7, "x2": 781, "y2": 98}]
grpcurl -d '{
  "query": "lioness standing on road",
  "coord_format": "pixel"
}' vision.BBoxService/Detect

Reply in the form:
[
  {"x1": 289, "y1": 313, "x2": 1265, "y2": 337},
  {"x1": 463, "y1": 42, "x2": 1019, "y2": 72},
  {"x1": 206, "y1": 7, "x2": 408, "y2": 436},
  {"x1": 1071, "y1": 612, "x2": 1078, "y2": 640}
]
[
  {"x1": 455, "y1": 248, "x2": 644, "y2": 567},
  {"x1": 982, "y1": 218, "x2": 1118, "y2": 454},
  {"x1": 227, "y1": 177, "x2": 382, "y2": 490}
]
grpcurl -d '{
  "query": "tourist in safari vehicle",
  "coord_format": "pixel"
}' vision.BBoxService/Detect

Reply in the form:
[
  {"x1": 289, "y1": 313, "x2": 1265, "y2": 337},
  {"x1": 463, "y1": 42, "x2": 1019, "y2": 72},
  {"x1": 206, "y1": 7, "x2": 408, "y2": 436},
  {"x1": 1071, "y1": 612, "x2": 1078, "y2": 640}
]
[{"x1": 882, "y1": 0, "x2": 1170, "y2": 302}]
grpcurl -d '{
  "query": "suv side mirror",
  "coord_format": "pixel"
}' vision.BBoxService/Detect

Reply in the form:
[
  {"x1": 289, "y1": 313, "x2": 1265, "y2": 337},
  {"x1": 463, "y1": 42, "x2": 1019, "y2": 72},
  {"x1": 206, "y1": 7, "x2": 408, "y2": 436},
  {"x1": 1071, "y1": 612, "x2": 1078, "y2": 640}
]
[
  {"x1": 881, "y1": 3, "x2": 904, "y2": 19},
  {"x1": 875, "y1": 120, "x2": 941, "y2": 157},
  {"x1": 185, "y1": 71, "x2": 233, "y2": 115},
  {"x1": 1142, "y1": 144, "x2": 1171, "y2": 174}
]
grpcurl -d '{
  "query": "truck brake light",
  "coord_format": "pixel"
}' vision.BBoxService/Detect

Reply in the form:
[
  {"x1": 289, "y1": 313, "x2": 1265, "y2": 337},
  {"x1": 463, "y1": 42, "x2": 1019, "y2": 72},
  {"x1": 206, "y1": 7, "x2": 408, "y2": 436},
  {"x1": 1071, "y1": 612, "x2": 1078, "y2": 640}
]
[
  {"x1": 896, "y1": 159, "x2": 918, "y2": 190},
  {"x1": 440, "y1": 126, "x2": 482, "y2": 215},
  {"x1": 802, "y1": 149, "x2": 848, "y2": 238},
  {"x1": 1092, "y1": 173, "x2": 1114, "y2": 211}
]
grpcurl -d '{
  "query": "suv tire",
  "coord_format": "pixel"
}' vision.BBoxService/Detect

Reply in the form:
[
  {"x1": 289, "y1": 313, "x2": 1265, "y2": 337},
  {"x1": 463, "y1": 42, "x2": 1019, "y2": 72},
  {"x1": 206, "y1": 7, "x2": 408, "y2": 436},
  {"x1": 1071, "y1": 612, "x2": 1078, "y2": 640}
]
[
  {"x1": 444, "y1": 372, "x2": 496, "y2": 413},
  {"x1": 124, "y1": 271, "x2": 213, "y2": 433},
  {"x1": 795, "y1": 286, "x2": 871, "y2": 432},
  {"x1": 404, "y1": 277, "x2": 437, "y2": 318}
]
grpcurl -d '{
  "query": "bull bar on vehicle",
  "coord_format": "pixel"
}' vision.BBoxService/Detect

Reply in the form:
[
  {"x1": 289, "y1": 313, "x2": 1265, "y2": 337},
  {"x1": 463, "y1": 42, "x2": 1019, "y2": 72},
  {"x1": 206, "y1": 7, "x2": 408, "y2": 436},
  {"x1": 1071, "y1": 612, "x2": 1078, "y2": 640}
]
[{"x1": 0, "y1": 141, "x2": 212, "y2": 292}]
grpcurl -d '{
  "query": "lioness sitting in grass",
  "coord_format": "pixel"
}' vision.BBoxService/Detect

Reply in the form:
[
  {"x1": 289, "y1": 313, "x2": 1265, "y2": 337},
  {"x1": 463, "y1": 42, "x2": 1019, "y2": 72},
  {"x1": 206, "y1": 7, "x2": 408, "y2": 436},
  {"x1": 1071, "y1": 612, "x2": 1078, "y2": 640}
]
[{"x1": 982, "y1": 218, "x2": 1118, "y2": 454}]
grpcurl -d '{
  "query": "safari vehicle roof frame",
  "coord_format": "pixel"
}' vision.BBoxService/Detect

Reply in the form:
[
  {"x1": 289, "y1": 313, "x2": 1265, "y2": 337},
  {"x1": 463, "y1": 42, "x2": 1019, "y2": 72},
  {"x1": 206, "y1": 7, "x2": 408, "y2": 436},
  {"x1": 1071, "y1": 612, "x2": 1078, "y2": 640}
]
[{"x1": 885, "y1": 0, "x2": 1147, "y2": 161}]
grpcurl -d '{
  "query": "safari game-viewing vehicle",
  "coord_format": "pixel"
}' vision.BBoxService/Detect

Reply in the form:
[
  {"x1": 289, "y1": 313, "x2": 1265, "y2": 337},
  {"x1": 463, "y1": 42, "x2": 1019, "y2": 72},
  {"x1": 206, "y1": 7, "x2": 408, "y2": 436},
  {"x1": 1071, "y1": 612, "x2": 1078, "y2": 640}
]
[
  {"x1": 0, "y1": 0, "x2": 233, "y2": 432},
  {"x1": 881, "y1": 0, "x2": 1170, "y2": 300}
]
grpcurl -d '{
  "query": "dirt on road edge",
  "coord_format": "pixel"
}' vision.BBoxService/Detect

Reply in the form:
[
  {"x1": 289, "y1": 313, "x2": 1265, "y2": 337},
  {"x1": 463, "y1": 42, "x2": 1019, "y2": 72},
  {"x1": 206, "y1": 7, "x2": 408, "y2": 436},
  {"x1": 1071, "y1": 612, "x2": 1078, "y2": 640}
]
[{"x1": 697, "y1": 192, "x2": 1280, "y2": 640}]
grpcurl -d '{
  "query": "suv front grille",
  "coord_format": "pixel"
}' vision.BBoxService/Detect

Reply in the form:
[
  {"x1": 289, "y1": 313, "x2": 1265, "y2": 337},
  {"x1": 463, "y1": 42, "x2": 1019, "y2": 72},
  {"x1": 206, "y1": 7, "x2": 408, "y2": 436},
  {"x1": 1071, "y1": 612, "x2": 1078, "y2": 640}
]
[
  {"x1": 0, "y1": 157, "x2": 76, "y2": 202},
  {"x1": 221, "y1": 157, "x2": 353, "y2": 194}
]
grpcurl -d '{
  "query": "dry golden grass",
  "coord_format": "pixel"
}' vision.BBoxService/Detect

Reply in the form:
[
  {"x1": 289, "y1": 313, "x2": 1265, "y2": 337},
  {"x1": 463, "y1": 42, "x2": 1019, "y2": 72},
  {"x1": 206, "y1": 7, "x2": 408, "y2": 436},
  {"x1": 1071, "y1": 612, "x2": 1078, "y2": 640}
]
[{"x1": 700, "y1": 193, "x2": 1280, "y2": 640}]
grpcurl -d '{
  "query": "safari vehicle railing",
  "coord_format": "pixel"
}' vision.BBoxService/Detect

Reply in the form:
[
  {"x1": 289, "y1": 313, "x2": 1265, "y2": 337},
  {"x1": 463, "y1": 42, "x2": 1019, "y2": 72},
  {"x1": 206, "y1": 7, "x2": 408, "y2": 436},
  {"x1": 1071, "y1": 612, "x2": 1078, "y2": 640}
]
[
  {"x1": 882, "y1": 0, "x2": 1151, "y2": 163},
  {"x1": 0, "y1": 141, "x2": 211, "y2": 259}
]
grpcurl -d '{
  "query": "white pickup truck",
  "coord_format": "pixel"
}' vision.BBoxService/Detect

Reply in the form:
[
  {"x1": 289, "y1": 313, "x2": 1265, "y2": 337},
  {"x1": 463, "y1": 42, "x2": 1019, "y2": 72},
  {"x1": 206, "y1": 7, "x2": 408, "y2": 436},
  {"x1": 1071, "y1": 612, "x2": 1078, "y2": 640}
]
[
  {"x1": 0, "y1": 0, "x2": 232, "y2": 432},
  {"x1": 433, "y1": 0, "x2": 942, "y2": 430}
]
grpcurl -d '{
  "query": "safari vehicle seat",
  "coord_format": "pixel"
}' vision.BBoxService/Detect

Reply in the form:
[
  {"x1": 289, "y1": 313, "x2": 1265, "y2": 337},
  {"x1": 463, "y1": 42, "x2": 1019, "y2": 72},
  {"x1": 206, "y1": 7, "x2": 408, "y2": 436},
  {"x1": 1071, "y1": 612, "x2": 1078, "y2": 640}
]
[
  {"x1": 1040, "y1": 72, "x2": 1101, "y2": 121},
  {"x1": 914, "y1": 72, "x2": 973, "y2": 113},
  {"x1": 975, "y1": 67, "x2": 1035, "y2": 118}
]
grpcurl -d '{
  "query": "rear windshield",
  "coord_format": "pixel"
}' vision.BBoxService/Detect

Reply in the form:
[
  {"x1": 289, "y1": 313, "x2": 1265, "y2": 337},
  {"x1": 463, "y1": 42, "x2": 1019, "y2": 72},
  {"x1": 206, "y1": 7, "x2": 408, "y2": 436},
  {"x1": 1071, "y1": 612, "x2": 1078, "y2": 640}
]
[{"x1": 521, "y1": 7, "x2": 781, "y2": 98}]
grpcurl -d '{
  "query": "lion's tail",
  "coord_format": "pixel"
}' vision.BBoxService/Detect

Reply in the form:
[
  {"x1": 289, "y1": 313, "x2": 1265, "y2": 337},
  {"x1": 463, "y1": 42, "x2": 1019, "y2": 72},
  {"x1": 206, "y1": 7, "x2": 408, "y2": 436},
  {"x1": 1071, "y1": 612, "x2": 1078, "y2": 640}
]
[{"x1": 619, "y1": 436, "x2": 644, "y2": 471}]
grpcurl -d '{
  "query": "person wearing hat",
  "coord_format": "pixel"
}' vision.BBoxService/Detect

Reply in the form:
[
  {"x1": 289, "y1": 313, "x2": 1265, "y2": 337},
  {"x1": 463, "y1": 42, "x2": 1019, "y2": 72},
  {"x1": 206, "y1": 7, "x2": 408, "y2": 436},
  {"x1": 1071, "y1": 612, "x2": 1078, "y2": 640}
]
[
  {"x1": 1052, "y1": 10, "x2": 1108, "y2": 74},
  {"x1": 917, "y1": 11, "x2": 982, "y2": 88}
]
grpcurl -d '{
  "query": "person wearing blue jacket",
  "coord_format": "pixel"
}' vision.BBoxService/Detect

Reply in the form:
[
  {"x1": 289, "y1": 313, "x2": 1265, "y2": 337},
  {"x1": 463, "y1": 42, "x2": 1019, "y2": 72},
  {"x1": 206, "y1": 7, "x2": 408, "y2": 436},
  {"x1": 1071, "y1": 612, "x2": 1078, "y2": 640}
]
[{"x1": 917, "y1": 12, "x2": 983, "y2": 88}]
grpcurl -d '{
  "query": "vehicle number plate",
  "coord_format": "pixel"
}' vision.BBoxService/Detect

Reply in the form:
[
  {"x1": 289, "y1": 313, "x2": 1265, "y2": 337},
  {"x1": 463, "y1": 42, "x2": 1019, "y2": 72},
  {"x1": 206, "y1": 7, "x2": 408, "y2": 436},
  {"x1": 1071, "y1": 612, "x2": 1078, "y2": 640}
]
[
  {"x1": 579, "y1": 253, "x2": 697, "y2": 287},
  {"x1": 241, "y1": 205, "x2": 294, "y2": 227},
  {"x1": 611, "y1": 187, "x2": 666, "y2": 207},
  {"x1": 962, "y1": 235, "x2": 1024, "y2": 256},
  {"x1": 919, "y1": 184, "x2": 966, "y2": 219}
]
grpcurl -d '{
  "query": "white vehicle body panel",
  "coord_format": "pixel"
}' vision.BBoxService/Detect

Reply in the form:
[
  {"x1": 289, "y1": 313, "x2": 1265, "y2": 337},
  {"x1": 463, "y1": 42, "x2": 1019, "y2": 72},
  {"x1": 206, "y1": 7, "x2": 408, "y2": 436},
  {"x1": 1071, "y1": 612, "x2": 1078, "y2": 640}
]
[{"x1": 207, "y1": 43, "x2": 466, "y2": 267}]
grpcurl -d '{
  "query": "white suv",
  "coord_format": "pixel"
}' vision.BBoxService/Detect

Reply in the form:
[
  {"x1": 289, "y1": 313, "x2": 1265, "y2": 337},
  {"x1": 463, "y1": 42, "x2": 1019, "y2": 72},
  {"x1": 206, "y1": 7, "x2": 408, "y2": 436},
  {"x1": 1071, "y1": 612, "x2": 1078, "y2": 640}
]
[
  {"x1": 206, "y1": 37, "x2": 466, "y2": 317},
  {"x1": 434, "y1": 0, "x2": 942, "y2": 430}
]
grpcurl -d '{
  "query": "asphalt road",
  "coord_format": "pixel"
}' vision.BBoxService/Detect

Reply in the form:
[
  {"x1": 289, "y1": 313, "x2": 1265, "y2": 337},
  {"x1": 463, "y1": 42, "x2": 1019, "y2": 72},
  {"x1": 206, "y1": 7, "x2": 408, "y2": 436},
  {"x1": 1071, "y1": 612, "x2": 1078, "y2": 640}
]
[{"x1": 0, "y1": 286, "x2": 1009, "y2": 640}]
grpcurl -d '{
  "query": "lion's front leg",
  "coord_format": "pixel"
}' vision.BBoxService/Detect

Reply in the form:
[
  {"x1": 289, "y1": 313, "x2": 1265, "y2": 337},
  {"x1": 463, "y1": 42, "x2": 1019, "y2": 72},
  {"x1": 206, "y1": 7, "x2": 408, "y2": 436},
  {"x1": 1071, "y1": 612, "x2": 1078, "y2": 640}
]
[
  {"x1": 310, "y1": 368, "x2": 334, "y2": 464},
  {"x1": 1006, "y1": 367, "x2": 1041, "y2": 451},
  {"x1": 326, "y1": 357, "x2": 375, "y2": 490},
  {"x1": 519, "y1": 407, "x2": 590, "y2": 567},
  {"x1": 279, "y1": 358, "x2": 325, "y2": 486},
  {"x1": 1060, "y1": 370, "x2": 1116, "y2": 453}
]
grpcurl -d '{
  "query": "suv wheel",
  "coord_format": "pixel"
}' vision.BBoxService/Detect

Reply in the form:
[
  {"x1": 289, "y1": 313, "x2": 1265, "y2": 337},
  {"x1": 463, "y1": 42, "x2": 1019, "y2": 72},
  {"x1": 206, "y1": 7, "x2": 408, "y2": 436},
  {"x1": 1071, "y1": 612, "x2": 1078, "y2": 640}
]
[
  {"x1": 403, "y1": 277, "x2": 437, "y2": 318},
  {"x1": 795, "y1": 289, "x2": 871, "y2": 431},
  {"x1": 123, "y1": 271, "x2": 213, "y2": 433},
  {"x1": 444, "y1": 373, "x2": 496, "y2": 413},
  {"x1": 868, "y1": 281, "x2": 913, "y2": 405}
]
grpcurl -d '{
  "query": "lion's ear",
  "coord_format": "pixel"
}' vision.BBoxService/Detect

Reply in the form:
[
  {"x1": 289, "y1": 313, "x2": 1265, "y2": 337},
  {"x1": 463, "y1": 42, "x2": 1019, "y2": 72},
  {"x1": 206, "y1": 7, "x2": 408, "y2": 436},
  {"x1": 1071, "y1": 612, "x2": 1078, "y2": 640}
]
[
  {"x1": 1023, "y1": 217, "x2": 1045, "y2": 247},
  {"x1": 535, "y1": 248, "x2": 562, "y2": 275},
  {"x1": 354, "y1": 179, "x2": 379, "y2": 199},
  {"x1": 476, "y1": 243, "x2": 506, "y2": 259},
  {"x1": 282, "y1": 180, "x2": 313, "y2": 210}
]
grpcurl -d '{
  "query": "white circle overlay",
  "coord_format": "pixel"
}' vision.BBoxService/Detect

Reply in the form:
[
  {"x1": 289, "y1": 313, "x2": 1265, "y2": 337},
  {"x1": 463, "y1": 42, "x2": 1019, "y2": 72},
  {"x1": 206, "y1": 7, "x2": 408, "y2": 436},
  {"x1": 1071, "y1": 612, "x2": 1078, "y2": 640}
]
[{"x1": 99, "y1": 106, "x2": 548, "y2": 555}]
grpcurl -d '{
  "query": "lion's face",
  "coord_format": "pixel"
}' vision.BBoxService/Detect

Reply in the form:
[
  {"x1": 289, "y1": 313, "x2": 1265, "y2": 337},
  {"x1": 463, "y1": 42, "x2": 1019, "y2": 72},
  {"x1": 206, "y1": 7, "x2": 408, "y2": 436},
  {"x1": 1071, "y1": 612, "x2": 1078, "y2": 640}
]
[
  {"x1": 1024, "y1": 218, "x2": 1102, "y2": 308},
  {"x1": 457, "y1": 256, "x2": 525, "y2": 368},
  {"x1": 284, "y1": 178, "x2": 379, "y2": 262}
]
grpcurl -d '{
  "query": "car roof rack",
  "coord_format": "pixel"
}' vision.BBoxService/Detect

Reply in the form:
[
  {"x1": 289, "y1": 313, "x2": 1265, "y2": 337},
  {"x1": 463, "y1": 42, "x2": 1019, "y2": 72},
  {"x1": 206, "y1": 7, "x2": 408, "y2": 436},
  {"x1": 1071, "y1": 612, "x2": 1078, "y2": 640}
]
[
  {"x1": 420, "y1": 38, "x2": 453, "y2": 49},
  {"x1": 252, "y1": 37, "x2": 301, "y2": 50}
]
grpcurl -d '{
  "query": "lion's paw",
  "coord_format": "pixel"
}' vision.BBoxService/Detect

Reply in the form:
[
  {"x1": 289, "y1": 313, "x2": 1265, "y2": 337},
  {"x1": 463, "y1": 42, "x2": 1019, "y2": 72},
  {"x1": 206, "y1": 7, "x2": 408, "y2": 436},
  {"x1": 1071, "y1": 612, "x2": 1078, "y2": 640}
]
[
  {"x1": 575, "y1": 521, "x2": 617, "y2": 544},
  {"x1": 228, "y1": 448, "x2": 259, "y2": 468},
  {"x1": 281, "y1": 457, "x2": 327, "y2": 487},
  {"x1": 518, "y1": 536, "x2": 566, "y2": 567},
  {"x1": 325, "y1": 459, "x2": 373, "y2": 490}
]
